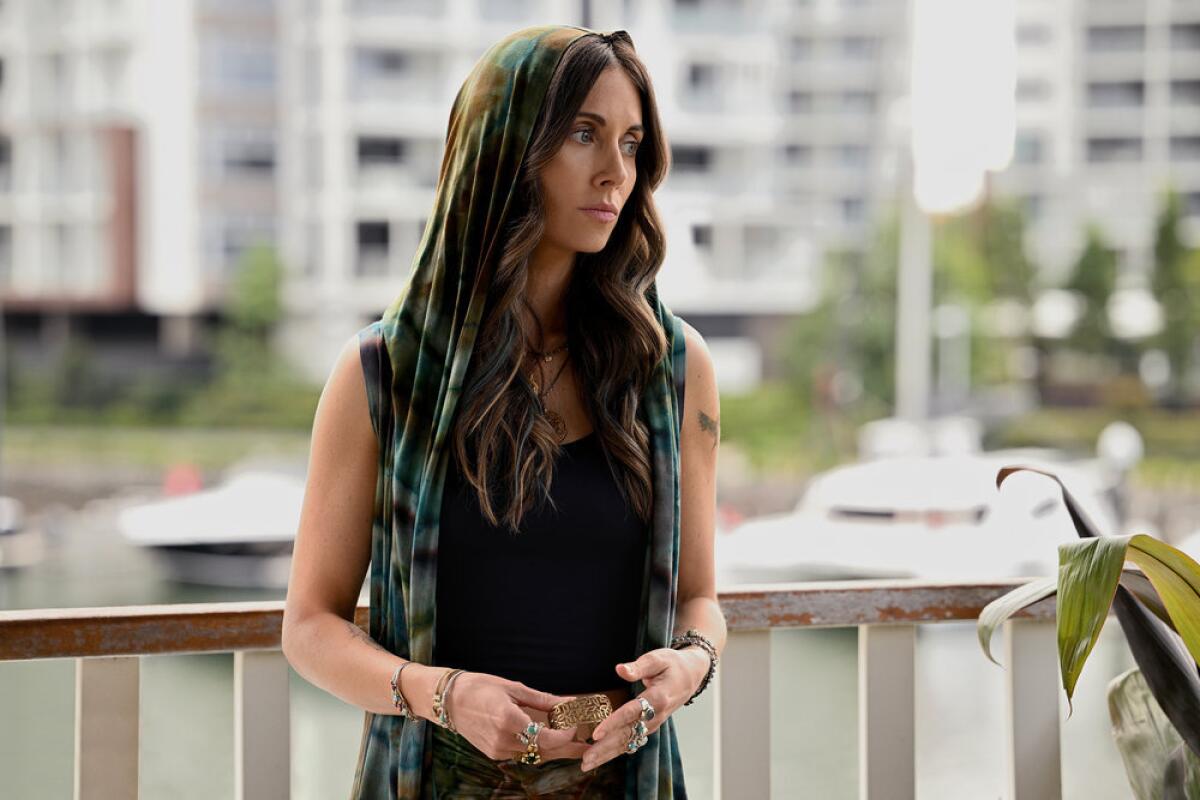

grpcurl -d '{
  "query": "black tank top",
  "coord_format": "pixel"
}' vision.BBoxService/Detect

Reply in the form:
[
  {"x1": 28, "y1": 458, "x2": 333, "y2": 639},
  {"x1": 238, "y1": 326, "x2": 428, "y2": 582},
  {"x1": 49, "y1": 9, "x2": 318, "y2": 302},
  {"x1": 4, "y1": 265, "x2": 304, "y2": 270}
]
[{"x1": 434, "y1": 432, "x2": 649, "y2": 694}]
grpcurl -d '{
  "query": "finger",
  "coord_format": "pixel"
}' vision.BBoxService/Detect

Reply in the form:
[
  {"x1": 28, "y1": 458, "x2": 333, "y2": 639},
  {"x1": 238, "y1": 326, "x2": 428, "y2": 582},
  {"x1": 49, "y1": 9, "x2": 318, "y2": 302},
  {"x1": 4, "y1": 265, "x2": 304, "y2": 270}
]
[
  {"x1": 616, "y1": 650, "x2": 668, "y2": 682},
  {"x1": 591, "y1": 697, "x2": 643, "y2": 743},
  {"x1": 581, "y1": 718, "x2": 642, "y2": 772},
  {"x1": 508, "y1": 683, "x2": 574, "y2": 712}
]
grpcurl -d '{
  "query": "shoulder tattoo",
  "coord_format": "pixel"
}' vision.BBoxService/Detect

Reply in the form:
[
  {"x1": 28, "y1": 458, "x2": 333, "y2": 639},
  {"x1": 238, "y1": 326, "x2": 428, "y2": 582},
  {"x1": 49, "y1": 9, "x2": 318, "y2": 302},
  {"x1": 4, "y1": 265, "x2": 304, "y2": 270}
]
[{"x1": 698, "y1": 410, "x2": 719, "y2": 450}]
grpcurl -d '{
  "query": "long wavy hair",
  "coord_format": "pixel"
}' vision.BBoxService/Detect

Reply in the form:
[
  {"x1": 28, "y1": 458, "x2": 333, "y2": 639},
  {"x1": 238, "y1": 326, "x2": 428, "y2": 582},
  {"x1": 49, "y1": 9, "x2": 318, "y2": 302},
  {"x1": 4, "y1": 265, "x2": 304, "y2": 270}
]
[{"x1": 450, "y1": 31, "x2": 671, "y2": 533}]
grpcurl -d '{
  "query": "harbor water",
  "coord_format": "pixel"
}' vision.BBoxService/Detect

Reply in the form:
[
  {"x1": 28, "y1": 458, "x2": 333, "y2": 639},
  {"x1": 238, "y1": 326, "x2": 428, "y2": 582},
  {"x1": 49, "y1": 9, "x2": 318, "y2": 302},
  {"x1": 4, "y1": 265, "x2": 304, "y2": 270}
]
[{"x1": 1, "y1": 495, "x2": 1138, "y2": 799}]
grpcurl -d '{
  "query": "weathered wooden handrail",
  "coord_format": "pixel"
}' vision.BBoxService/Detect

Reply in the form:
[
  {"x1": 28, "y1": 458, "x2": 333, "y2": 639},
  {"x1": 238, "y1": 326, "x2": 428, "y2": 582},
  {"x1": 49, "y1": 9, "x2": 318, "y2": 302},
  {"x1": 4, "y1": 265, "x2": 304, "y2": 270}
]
[
  {"x1": 0, "y1": 578, "x2": 1052, "y2": 661},
  {"x1": 0, "y1": 579, "x2": 1063, "y2": 800}
]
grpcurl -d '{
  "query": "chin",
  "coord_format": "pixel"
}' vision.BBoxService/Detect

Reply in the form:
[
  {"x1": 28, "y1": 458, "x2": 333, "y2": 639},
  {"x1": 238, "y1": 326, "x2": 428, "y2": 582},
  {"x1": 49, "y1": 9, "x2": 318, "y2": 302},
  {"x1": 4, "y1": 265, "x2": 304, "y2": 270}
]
[{"x1": 577, "y1": 238, "x2": 611, "y2": 254}]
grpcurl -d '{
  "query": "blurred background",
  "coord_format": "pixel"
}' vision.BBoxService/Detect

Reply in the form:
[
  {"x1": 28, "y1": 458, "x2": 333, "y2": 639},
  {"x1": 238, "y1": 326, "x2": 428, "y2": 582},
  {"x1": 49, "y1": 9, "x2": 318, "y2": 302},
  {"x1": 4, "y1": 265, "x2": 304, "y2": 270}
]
[{"x1": 3, "y1": 0, "x2": 1200, "y2": 797}]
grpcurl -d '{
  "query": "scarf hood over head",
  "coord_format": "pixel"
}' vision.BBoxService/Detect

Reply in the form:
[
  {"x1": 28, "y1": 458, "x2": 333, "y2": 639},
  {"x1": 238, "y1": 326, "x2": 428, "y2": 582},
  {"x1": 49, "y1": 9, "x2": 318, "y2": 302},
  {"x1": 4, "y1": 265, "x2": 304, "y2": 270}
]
[{"x1": 351, "y1": 24, "x2": 688, "y2": 798}]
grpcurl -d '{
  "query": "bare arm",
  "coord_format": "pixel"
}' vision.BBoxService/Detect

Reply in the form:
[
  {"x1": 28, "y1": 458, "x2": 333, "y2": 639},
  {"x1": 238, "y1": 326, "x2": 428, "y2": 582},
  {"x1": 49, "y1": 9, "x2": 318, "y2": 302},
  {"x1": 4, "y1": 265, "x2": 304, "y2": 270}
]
[
  {"x1": 280, "y1": 334, "x2": 444, "y2": 720},
  {"x1": 673, "y1": 321, "x2": 727, "y2": 673}
]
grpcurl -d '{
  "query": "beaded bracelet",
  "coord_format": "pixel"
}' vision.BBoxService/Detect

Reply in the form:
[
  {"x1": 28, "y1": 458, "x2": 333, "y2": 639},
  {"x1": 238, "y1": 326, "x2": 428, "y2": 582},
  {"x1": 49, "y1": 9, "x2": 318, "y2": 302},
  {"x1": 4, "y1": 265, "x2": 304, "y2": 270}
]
[
  {"x1": 390, "y1": 661, "x2": 415, "y2": 717},
  {"x1": 669, "y1": 628, "x2": 719, "y2": 706}
]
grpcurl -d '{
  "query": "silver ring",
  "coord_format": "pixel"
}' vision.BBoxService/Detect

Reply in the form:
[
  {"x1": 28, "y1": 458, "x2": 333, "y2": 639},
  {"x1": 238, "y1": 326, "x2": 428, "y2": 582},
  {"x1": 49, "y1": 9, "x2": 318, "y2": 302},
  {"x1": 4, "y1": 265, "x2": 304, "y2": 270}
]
[
  {"x1": 638, "y1": 698, "x2": 655, "y2": 722},
  {"x1": 625, "y1": 719, "x2": 648, "y2": 753},
  {"x1": 517, "y1": 721, "x2": 542, "y2": 746}
]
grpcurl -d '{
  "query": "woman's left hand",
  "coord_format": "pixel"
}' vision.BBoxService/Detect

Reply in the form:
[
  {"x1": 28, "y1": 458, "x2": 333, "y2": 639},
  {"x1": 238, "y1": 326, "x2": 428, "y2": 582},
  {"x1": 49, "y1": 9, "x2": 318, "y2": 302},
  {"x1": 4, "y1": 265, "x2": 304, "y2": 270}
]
[{"x1": 580, "y1": 647, "x2": 707, "y2": 772}]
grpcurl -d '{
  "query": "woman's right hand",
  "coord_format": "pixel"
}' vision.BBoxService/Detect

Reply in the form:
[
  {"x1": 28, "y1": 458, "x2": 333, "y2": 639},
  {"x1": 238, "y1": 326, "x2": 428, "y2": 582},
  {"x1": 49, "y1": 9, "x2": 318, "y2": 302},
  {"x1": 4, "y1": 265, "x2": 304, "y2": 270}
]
[{"x1": 443, "y1": 672, "x2": 588, "y2": 762}]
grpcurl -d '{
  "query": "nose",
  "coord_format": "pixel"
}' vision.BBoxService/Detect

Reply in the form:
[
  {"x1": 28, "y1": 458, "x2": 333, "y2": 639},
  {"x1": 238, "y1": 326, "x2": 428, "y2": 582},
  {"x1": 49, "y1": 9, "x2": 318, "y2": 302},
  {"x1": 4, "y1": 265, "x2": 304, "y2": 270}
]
[{"x1": 594, "y1": 138, "x2": 630, "y2": 189}]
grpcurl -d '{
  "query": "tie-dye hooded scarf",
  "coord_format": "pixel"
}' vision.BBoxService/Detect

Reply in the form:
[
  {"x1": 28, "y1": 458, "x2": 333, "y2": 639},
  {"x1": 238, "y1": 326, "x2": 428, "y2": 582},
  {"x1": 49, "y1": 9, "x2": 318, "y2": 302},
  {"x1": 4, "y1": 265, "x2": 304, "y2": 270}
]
[{"x1": 350, "y1": 24, "x2": 688, "y2": 799}]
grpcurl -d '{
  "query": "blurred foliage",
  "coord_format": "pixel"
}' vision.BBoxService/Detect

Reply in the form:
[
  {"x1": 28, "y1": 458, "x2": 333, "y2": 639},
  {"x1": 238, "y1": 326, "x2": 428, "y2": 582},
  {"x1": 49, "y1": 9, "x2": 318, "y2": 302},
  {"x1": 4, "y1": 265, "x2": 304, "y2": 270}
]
[
  {"x1": 1152, "y1": 188, "x2": 1200, "y2": 405},
  {"x1": 782, "y1": 196, "x2": 1037, "y2": 415},
  {"x1": 7, "y1": 244, "x2": 321, "y2": 430},
  {"x1": 718, "y1": 382, "x2": 865, "y2": 476},
  {"x1": 1065, "y1": 225, "x2": 1119, "y2": 358}
]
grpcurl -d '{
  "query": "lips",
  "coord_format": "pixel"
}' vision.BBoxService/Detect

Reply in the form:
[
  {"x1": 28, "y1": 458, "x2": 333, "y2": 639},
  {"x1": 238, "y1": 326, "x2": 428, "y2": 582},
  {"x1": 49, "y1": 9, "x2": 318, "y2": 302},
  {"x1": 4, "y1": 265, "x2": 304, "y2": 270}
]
[{"x1": 580, "y1": 204, "x2": 618, "y2": 223}]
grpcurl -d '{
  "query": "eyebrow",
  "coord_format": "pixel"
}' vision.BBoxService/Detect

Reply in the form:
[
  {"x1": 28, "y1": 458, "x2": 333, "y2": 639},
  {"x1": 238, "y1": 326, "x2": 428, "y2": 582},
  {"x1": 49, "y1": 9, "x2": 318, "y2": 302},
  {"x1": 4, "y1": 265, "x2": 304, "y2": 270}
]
[{"x1": 576, "y1": 111, "x2": 644, "y2": 134}]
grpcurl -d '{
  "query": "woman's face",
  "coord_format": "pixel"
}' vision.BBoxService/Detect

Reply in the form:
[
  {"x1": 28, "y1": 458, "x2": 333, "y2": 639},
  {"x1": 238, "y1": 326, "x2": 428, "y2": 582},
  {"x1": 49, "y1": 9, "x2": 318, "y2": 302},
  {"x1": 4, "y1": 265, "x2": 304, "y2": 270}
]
[{"x1": 538, "y1": 66, "x2": 644, "y2": 257}]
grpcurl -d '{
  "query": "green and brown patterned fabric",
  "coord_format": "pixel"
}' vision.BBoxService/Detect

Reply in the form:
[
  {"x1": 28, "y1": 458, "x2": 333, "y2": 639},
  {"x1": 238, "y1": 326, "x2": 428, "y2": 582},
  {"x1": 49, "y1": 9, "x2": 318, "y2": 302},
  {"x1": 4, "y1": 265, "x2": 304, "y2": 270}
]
[{"x1": 350, "y1": 24, "x2": 688, "y2": 798}]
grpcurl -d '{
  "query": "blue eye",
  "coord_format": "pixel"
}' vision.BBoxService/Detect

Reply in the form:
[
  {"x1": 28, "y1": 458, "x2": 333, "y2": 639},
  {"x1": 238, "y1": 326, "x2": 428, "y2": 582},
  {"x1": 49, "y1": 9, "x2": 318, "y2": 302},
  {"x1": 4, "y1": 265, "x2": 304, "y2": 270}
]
[
  {"x1": 622, "y1": 140, "x2": 639, "y2": 156},
  {"x1": 571, "y1": 128, "x2": 594, "y2": 144}
]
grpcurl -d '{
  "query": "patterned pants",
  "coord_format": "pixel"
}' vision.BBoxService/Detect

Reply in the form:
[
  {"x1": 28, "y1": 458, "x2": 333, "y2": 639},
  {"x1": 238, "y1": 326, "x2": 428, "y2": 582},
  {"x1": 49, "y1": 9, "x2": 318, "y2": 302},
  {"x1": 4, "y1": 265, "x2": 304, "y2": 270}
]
[{"x1": 430, "y1": 724, "x2": 627, "y2": 798}]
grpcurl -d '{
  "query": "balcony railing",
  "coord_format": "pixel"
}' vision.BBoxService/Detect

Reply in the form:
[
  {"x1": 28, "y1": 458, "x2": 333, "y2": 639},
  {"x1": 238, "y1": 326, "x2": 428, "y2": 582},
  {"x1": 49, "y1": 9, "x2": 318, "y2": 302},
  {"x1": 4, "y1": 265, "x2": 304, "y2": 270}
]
[{"x1": 0, "y1": 579, "x2": 1062, "y2": 800}]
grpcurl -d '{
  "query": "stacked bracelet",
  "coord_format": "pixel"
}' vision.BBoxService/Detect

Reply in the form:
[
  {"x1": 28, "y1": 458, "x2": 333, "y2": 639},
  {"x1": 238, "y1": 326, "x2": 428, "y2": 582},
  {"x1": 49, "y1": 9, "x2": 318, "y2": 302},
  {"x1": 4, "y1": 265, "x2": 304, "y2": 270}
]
[
  {"x1": 669, "y1": 628, "x2": 718, "y2": 706},
  {"x1": 432, "y1": 668, "x2": 466, "y2": 732},
  {"x1": 390, "y1": 662, "x2": 415, "y2": 717}
]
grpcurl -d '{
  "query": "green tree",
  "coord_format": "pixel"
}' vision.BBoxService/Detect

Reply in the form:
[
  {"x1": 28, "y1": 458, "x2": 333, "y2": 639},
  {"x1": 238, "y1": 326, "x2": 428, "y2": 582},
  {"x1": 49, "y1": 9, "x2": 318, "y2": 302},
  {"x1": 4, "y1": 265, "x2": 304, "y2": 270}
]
[
  {"x1": 1066, "y1": 226, "x2": 1118, "y2": 357},
  {"x1": 1151, "y1": 188, "x2": 1195, "y2": 403}
]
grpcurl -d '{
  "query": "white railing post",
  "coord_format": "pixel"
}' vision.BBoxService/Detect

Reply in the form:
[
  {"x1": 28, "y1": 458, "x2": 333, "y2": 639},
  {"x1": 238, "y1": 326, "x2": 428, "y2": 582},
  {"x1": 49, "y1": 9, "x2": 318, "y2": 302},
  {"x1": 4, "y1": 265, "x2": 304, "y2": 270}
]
[
  {"x1": 1005, "y1": 619, "x2": 1061, "y2": 800},
  {"x1": 75, "y1": 656, "x2": 139, "y2": 800},
  {"x1": 718, "y1": 628, "x2": 771, "y2": 799},
  {"x1": 234, "y1": 649, "x2": 291, "y2": 800},
  {"x1": 858, "y1": 624, "x2": 915, "y2": 800}
]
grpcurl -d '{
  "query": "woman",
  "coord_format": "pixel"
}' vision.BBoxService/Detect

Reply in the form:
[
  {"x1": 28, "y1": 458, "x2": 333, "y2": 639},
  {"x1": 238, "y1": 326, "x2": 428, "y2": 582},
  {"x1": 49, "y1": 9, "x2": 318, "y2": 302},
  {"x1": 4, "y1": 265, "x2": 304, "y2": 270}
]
[{"x1": 281, "y1": 25, "x2": 726, "y2": 799}]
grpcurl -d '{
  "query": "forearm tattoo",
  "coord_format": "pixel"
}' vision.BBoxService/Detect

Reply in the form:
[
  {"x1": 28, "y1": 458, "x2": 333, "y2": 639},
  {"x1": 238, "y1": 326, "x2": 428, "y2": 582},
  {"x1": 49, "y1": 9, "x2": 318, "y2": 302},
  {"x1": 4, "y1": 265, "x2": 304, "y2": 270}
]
[
  {"x1": 345, "y1": 619, "x2": 387, "y2": 654},
  {"x1": 698, "y1": 410, "x2": 719, "y2": 450}
]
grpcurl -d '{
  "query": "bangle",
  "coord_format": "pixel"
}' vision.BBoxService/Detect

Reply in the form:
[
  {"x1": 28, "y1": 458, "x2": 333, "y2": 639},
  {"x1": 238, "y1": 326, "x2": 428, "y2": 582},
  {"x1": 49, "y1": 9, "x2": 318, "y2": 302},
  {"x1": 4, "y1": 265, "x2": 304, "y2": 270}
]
[
  {"x1": 670, "y1": 628, "x2": 718, "y2": 706},
  {"x1": 390, "y1": 662, "x2": 415, "y2": 717},
  {"x1": 432, "y1": 668, "x2": 465, "y2": 732},
  {"x1": 442, "y1": 669, "x2": 467, "y2": 731}
]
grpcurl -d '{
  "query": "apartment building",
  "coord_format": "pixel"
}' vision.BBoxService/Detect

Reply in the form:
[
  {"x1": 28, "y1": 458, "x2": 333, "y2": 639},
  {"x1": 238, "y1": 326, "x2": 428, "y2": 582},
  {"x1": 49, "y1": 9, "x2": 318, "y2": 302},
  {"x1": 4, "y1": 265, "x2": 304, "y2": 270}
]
[
  {"x1": 277, "y1": 0, "x2": 913, "y2": 388},
  {"x1": 0, "y1": 0, "x2": 279, "y2": 369}
]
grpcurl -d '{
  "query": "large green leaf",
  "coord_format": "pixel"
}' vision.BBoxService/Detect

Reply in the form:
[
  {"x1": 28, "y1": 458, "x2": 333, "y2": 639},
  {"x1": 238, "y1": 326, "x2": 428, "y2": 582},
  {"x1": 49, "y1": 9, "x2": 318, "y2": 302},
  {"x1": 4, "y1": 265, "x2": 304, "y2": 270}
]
[
  {"x1": 1108, "y1": 667, "x2": 1200, "y2": 800},
  {"x1": 1127, "y1": 535, "x2": 1200, "y2": 666},
  {"x1": 1057, "y1": 536, "x2": 1129, "y2": 711},
  {"x1": 976, "y1": 576, "x2": 1057, "y2": 667}
]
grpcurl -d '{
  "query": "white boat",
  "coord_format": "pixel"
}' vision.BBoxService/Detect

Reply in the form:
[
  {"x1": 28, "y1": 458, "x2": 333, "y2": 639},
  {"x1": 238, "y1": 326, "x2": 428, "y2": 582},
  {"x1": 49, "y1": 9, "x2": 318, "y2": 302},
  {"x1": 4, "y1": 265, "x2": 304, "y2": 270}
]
[
  {"x1": 0, "y1": 496, "x2": 47, "y2": 570},
  {"x1": 716, "y1": 451, "x2": 1122, "y2": 587},
  {"x1": 115, "y1": 459, "x2": 306, "y2": 590}
]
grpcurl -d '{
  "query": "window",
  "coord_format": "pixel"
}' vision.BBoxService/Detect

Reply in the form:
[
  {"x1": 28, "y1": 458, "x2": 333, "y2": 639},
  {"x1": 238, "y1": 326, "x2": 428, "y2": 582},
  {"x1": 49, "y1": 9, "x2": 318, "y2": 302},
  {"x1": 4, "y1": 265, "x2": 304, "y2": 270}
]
[
  {"x1": 1016, "y1": 79, "x2": 1050, "y2": 101},
  {"x1": 841, "y1": 196, "x2": 865, "y2": 223},
  {"x1": 1086, "y1": 137, "x2": 1142, "y2": 163},
  {"x1": 1014, "y1": 132, "x2": 1044, "y2": 165},
  {"x1": 1087, "y1": 81, "x2": 1144, "y2": 108},
  {"x1": 1086, "y1": 26, "x2": 1144, "y2": 53},
  {"x1": 1171, "y1": 24, "x2": 1200, "y2": 50},
  {"x1": 687, "y1": 62, "x2": 718, "y2": 92},
  {"x1": 788, "y1": 36, "x2": 812, "y2": 60},
  {"x1": 1185, "y1": 192, "x2": 1200, "y2": 218},
  {"x1": 201, "y1": 39, "x2": 276, "y2": 94},
  {"x1": 221, "y1": 131, "x2": 275, "y2": 178},
  {"x1": 355, "y1": 48, "x2": 408, "y2": 79},
  {"x1": 356, "y1": 220, "x2": 390, "y2": 276},
  {"x1": 1172, "y1": 80, "x2": 1200, "y2": 105},
  {"x1": 0, "y1": 225, "x2": 10, "y2": 286},
  {"x1": 840, "y1": 36, "x2": 877, "y2": 60},
  {"x1": 0, "y1": 135, "x2": 10, "y2": 192},
  {"x1": 841, "y1": 90, "x2": 875, "y2": 112},
  {"x1": 838, "y1": 144, "x2": 869, "y2": 167},
  {"x1": 1171, "y1": 136, "x2": 1200, "y2": 160},
  {"x1": 692, "y1": 224, "x2": 713, "y2": 250},
  {"x1": 1016, "y1": 24, "x2": 1051, "y2": 47},
  {"x1": 783, "y1": 143, "x2": 810, "y2": 164},
  {"x1": 672, "y1": 145, "x2": 712, "y2": 172},
  {"x1": 1021, "y1": 194, "x2": 1042, "y2": 222},
  {"x1": 357, "y1": 136, "x2": 406, "y2": 166},
  {"x1": 787, "y1": 90, "x2": 812, "y2": 113}
]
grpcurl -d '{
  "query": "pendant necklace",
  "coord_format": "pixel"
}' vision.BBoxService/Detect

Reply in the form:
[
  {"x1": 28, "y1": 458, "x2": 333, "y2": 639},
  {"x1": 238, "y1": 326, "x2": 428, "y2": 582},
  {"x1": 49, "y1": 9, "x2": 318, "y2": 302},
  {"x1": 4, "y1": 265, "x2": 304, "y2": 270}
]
[{"x1": 528, "y1": 346, "x2": 571, "y2": 442}]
